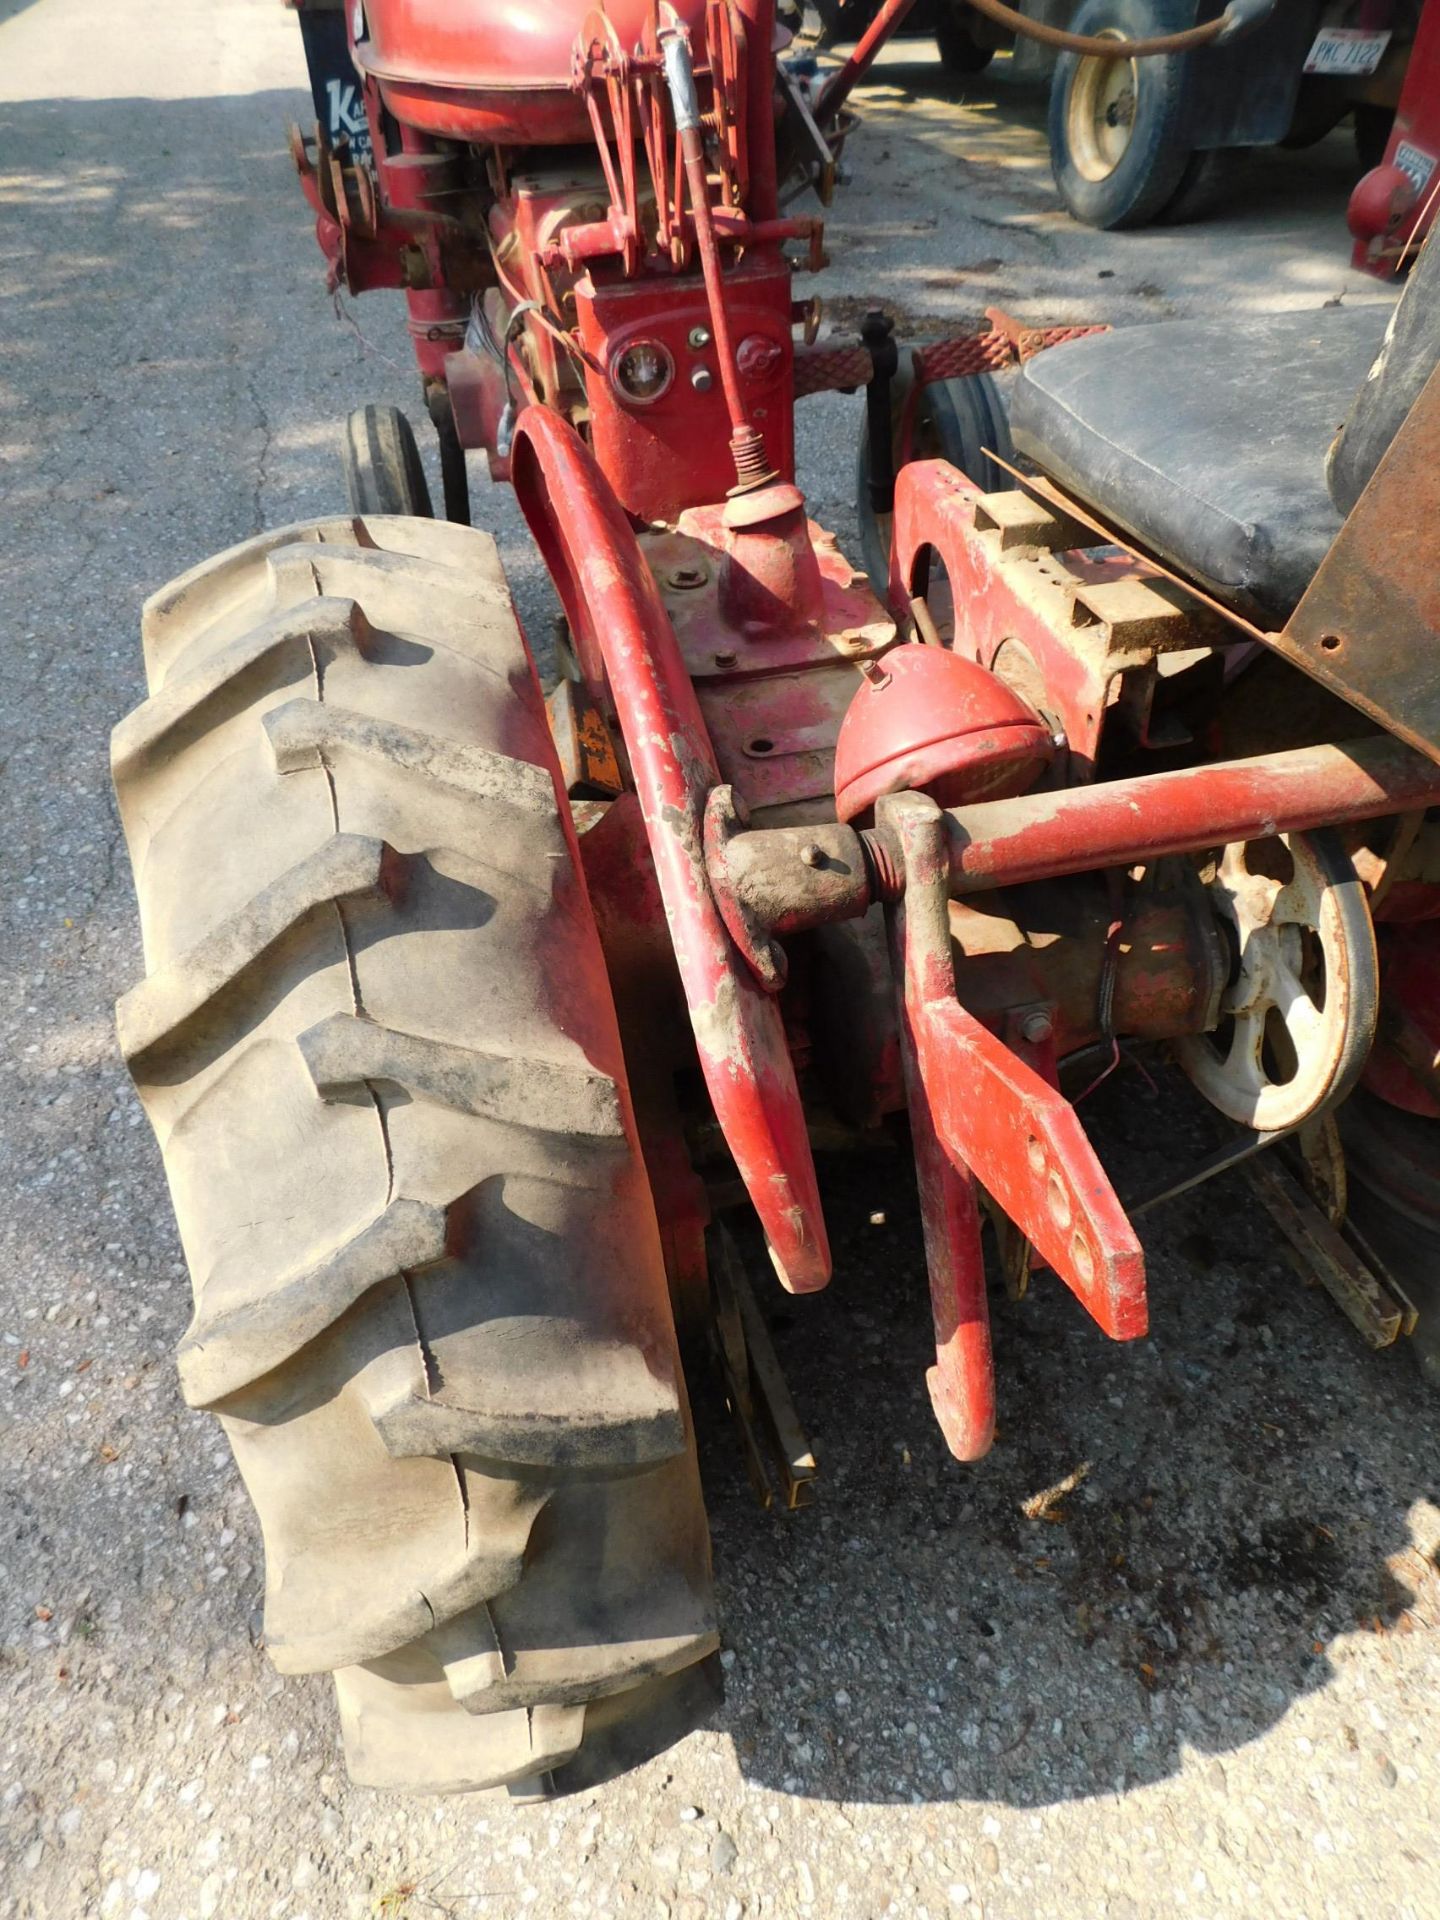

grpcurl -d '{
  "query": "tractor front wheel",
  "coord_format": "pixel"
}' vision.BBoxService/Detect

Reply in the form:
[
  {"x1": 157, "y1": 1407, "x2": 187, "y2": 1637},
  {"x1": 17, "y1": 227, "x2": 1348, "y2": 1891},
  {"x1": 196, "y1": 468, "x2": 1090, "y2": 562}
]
[
  {"x1": 342, "y1": 405, "x2": 434, "y2": 518},
  {"x1": 111, "y1": 514, "x2": 718, "y2": 1793}
]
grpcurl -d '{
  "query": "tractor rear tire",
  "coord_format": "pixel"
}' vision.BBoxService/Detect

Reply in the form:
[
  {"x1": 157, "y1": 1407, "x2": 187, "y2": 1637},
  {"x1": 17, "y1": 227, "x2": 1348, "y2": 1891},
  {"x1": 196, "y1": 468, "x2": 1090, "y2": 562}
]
[
  {"x1": 1340, "y1": 1088, "x2": 1440, "y2": 1391},
  {"x1": 856, "y1": 365, "x2": 1013, "y2": 595},
  {"x1": 342, "y1": 406, "x2": 434, "y2": 518},
  {"x1": 112, "y1": 514, "x2": 718, "y2": 1794}
]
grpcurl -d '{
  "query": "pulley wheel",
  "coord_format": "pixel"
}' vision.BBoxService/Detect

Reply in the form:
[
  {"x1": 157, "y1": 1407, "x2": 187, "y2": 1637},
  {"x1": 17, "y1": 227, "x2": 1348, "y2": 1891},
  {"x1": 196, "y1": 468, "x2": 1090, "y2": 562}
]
[{"x1": 1175, "y1": 830, "x2": 1378, "y2": 1132}]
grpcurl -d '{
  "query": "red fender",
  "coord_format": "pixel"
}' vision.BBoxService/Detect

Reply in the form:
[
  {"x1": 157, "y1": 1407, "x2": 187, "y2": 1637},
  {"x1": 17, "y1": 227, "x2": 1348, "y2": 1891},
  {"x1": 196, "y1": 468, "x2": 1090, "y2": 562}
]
[{"x1": 512, "y1": 408, "x2": 830, "y2": 1291}]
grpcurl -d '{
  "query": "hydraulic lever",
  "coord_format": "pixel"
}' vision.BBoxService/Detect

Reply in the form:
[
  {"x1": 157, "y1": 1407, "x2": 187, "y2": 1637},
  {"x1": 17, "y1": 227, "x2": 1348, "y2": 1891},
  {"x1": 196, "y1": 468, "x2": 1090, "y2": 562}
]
[{"x1": 658, "y1": 10, "x2": 777, "y2": 492}]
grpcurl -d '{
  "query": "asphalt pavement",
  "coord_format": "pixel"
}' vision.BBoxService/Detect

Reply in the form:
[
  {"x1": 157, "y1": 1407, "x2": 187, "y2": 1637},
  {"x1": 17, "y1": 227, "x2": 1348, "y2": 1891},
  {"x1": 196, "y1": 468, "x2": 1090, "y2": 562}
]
[{"x1": 1, "y1": 3, "x2": 1436, "y2": 1917}]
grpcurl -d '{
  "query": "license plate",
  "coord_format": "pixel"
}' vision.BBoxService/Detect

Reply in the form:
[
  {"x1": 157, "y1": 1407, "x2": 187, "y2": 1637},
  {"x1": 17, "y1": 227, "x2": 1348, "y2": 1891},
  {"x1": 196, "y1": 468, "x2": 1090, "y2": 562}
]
[{"x1": 1303, "y1": 26, "x2": 1391, "y2": 75}]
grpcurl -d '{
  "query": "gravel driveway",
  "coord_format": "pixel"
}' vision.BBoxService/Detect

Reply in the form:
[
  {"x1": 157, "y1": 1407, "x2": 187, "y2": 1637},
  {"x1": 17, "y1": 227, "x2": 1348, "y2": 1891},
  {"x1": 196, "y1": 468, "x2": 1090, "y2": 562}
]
[{"x1": 1, "y1": 2, "x2": 1436, "y2": 1916}]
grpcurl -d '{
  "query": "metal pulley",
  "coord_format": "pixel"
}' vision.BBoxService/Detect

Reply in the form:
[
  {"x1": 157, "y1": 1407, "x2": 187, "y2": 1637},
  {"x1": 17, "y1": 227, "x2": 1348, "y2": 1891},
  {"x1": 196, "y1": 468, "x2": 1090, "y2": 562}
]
[{"x1": 1175, "y1": 830, "x2": 1379, "y2": 1131}]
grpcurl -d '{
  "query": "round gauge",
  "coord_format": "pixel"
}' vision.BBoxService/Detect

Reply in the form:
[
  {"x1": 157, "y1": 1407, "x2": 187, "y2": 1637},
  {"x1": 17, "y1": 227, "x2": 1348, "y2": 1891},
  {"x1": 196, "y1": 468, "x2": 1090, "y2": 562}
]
[{"x1": 611, "y1": 340, "x2": 674, "y2": 405}]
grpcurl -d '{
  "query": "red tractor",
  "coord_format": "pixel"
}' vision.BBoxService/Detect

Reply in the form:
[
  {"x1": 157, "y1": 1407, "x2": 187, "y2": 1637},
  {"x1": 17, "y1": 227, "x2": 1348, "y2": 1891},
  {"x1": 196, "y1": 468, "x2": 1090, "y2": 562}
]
[{"x1": 112, "y1": 0, "x2": 1440, "y2": 1796}]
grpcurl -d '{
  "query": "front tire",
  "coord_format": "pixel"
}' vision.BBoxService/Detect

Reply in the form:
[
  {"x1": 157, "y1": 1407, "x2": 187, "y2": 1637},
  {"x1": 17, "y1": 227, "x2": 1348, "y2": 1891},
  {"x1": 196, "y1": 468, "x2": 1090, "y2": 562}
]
[
  {"x1": 1048, "y1": 0, "x2": 1194, "y2": 230},
  {"x1": 112, "y1": 514, "x2": 717, "y2": 1793},
  {"x1": 342, "y1": 405, "x2": 434, "y2": 517}
]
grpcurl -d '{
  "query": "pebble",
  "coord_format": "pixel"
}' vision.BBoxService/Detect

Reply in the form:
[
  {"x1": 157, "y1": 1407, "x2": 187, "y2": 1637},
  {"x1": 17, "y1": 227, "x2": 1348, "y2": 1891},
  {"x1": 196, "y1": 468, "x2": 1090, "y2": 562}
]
[{"x1": 710, "y1": 1833, "x2": 739, "y2": 1875}]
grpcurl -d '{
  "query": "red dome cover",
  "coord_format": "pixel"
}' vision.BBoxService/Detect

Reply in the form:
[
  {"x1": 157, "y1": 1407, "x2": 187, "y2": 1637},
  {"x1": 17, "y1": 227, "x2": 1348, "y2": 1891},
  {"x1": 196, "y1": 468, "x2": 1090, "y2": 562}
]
[
  {"x1": 363, "y1": 0, "x2": 711, "y2": 90},
  {"x1": 834, "y1": 644, "x2": 1053, "y2": 826}
]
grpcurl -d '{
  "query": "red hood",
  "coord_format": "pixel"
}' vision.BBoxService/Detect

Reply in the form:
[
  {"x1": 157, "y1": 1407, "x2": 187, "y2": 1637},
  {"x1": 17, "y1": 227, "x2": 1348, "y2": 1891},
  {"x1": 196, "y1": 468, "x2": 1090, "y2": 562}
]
[{"x1": 357, "y1": 0, "x2": 712, "y2": 92}]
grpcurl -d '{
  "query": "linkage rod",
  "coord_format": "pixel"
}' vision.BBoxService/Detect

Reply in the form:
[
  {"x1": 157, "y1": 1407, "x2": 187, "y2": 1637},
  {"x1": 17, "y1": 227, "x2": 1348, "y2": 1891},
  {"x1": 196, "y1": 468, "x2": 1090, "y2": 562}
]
[{"x1": 711, "y1": 737, "x2": 1440, "y2": 938}]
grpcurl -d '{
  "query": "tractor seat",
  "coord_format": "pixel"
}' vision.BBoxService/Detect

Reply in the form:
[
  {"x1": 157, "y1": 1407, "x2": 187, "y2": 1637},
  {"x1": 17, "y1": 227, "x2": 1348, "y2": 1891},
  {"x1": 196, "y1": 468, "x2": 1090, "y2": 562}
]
[{"x1": 1009, "y1": 305, "x2": 1394, "y2": 623}]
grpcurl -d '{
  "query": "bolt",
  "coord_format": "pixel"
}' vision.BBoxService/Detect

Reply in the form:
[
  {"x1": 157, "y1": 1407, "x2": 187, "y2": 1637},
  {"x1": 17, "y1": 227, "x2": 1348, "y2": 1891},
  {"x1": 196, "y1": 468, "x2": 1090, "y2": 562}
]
[
  {"x1": 714, "y1": 649, "x2": 738, "y2": 669},
  {"x1": 668, "y1": 565, "x2": 708, "y2": 591},
  {"x1": 799, "y1": 843, "x2": 825, "y2": 869},
  {"x1": 688, "y1": 326, "x2": 712, "y2": 349},
  {"x1": 1020, "y1": 1010, "x2": 1053, "y2": 1045},
  {"x1": 690, "y1": 366, "x2": 714, "y2": 392}
]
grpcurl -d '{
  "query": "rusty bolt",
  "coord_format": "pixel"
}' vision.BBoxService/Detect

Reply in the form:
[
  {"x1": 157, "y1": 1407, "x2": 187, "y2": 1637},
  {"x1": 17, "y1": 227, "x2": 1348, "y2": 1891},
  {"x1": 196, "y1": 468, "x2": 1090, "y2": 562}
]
[
  {"x1": 668, "y1": 565, "x2": 708, "y2": 591},
  {"x1": 714, "y1": 649, "x2": 738, "y2": 670},
  {"x1": 1020, "y1": 1009, "x2": 1053, "y2": 1045},
  {"x1": 799, "y1": 842, "x2": 825, "y2": 869}
]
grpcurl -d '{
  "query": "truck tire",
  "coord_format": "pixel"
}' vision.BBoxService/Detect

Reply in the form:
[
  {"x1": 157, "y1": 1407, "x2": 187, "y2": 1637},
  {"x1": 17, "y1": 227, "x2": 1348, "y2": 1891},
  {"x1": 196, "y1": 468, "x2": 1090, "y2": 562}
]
[
  {"x1": 342, "y1": 406, "x2": 434, "y2": 518},
  {"x1": 1160, "y1": 145, "x2": 1245, "y2": 223},
  {"x1": 1353, "y1": 104, "x2": 1394, "y2": 175},
  {"x1": 1048, "y1": 0, "x2": 1194, "y2": 230},
  {"x1": 111, "y1": 514, "x2": 718, "y2": 1794},
  {"x1": 936, "y1": 9, "x2": 995, "y2": 73}
]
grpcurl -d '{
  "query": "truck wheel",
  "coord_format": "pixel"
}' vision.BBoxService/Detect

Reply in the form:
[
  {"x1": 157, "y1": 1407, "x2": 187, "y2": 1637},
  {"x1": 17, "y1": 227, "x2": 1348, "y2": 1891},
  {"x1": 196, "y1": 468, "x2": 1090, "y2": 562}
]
[
  {"x1": 1048, "y1": 0, "x2": 1193, "y2": 230},
  {"x1": 342, "y1": 406, "x2": 434, "y2": 518},
  {"x1": 111, "y1": 514, "x2": 718, "y2": 1794},
  {"x1": 1354, "y1": 104, "x2": 1395, "y2": 175},
  {"x1": 936, "y1": 10, "x2": 995, "y2": 73},
  {"x1": 856, "y1": 366, "x2": 1013, "y2": 595},
  {"x1": 1160, "y1": 146, "x2": 1245, "y2": 224}
]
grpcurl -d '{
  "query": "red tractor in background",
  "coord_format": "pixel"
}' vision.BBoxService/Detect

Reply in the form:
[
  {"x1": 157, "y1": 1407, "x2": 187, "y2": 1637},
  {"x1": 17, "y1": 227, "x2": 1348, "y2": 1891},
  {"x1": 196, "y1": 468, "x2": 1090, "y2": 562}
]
[
  {"x1": 1349, "y1": 0, "x2": 1440, "y2": 270},
  {"x1": 111, "y1": 0, "x2": 1440, "y2": 1796}
]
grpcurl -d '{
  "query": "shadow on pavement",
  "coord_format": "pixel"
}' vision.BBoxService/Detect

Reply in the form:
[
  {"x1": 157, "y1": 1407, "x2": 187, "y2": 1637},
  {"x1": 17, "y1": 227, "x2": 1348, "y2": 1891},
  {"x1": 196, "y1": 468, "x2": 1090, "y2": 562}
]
[{"x1": 696, "y1": 1066, "x2": 1440, "y2": 1807}]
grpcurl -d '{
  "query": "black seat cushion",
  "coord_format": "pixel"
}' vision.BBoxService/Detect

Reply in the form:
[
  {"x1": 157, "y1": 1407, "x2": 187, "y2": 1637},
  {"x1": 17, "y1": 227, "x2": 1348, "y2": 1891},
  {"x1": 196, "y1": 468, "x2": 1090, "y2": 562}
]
[
  {"x1": 1010, "y1": 306, "x2": 1393, "y2": 621},
  {"x1": 1328, "y1": 234, "x2": 1440, "y2": 517}
]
